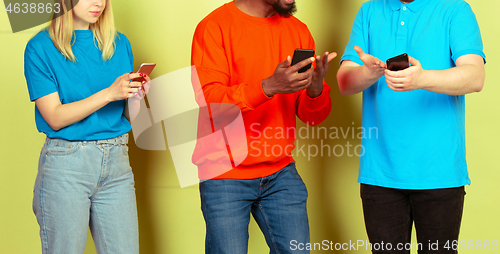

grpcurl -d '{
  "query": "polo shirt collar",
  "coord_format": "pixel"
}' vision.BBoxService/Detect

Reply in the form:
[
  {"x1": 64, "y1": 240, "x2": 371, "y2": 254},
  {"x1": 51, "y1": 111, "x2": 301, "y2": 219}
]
[{"x1": 389, "y1": 0, "x2": 430, "y2": 13}]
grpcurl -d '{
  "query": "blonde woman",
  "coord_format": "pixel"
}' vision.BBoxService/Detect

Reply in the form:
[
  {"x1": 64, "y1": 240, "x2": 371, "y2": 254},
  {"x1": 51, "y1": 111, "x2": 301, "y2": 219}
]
[{"x1": 24, "y1": 0, "x2": 149, "y2": 253}]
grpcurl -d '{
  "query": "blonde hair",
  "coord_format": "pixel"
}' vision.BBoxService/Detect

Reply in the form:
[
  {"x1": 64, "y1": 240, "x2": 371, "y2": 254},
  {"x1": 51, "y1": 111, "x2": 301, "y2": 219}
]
[{"x1": 48, "y1": 0, "x2": 118, "y2": 62}]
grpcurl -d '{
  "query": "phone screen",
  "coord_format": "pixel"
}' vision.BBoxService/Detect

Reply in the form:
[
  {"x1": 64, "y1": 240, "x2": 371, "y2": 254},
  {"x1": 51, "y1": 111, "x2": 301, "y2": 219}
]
[
  {"x1": 291, "y1": 49, "x2": 315, "y2": 73},
  {"x1": 386, "y1": 53, "x2": 409, "y2": 71}
]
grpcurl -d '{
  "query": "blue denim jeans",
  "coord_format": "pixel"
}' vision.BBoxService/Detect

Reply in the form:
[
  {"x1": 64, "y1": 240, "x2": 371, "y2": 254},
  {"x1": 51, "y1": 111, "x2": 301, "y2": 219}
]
[
  {"x1": 199, "y1": 162, "x2": 310, "y2": 254},
  {"x1": 32, "y1": 134, "x2": 139, "y2": 254}
]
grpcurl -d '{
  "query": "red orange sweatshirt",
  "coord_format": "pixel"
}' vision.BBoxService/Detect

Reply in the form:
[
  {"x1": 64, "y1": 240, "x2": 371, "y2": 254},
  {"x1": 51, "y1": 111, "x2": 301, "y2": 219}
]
[{"x1": 191, "y1": 2, "x2": 331, "y2": 180}]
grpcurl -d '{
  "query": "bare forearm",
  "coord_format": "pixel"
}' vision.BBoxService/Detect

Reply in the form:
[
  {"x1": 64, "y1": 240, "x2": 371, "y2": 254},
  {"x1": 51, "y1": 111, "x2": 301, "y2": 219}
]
[
  {"x1": 36, "y1": 73, "x2": 144, "y2": 131},
  {"x1": 337, "y1": 65, "x2": 383, "y2": 96},
  {"x1": 420, "y1": 65, "x2": 484, "y2": 95},
  {"x1": 124, "y1": 98, "x2": 141, "y2": 122},
  {"x1": 306, "y1": 80, "x2": 323, "y2": 98},
  {"x1": 45, "y1": 89, "x2": 112, "y2": 130}
]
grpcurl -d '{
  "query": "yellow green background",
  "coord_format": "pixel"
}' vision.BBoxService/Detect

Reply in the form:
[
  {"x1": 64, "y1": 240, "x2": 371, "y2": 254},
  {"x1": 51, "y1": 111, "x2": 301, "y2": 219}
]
[{"x1": 1, "y1": 0, "x2": 498, "y2": 253}]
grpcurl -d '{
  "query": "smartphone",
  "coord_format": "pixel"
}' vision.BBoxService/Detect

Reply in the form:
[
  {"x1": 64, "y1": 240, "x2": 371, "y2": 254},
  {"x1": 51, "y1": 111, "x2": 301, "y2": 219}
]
[
  {"x1": 132, "y1": 63, "x2": 156, "y2": 82},
  {"x1": 291, "y1": 49, "x2": 315, "y2": 73},
  {"x1": 386, "y1": 53, "x2": 409, "y2": 71}
]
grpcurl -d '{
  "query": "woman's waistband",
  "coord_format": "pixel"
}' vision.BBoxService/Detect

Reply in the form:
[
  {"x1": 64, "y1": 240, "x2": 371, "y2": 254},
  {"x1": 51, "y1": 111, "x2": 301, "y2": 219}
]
[{"x1": 45, "y1": 133, "x2": 129, "y2": 145}]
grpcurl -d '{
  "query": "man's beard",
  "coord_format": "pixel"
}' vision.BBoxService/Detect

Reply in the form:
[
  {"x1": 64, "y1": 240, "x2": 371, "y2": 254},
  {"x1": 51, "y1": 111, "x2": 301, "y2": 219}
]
[{"x1": 272, "y1": 1, "x2": 297, "y2": 17}]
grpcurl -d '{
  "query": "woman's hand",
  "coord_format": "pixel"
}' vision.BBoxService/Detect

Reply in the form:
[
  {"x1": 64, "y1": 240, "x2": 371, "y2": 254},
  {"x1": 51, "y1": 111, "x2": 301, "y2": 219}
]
[
  {"x1": 125, "y1": 73, "x2": 152, "y2": 122},
  {"x1": 36, "y1": 72, "x2": 143, "y2": 131},
  {"x1": 106, "y1": 72, "x2": 144, "y2": 102},
  {"x1": 130, "y1": 73, "x2": 152, "y2": 100}
]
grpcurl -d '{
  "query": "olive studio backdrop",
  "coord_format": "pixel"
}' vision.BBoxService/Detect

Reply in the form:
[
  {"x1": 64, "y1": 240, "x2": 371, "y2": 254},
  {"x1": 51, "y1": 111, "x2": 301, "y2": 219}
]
[{"x1": 1, "y1": 0, "x2": 499, "y2": 253}]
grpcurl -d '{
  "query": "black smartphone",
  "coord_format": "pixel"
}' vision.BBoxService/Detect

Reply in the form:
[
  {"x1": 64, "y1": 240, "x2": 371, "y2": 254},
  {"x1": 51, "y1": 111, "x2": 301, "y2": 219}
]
[
  {"x1": 291, "y1": 49, "x2": 315, "y2": 73},
  {"x1": 386, "y1": 53, "x2": 409, "y2": 71}
]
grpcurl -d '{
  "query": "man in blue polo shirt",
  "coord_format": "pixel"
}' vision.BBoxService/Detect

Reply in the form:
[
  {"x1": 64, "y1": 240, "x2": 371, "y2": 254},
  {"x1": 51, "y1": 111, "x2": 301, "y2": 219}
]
[{"x1": 337, "y1": 0, "x2": 485, "y2": 253}]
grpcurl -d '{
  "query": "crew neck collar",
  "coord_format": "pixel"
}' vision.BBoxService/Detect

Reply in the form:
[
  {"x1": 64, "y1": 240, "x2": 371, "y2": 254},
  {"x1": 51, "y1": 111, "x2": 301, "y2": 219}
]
[
  {"x1": 74, "y1": 30, "x2": 92, "y2": 34},
  {"x1": 72, "y1": 29, "x2": 93, "y2": 42},
  {"x1": 228, "y1": 1, "x2": 283, "y2": 25}
]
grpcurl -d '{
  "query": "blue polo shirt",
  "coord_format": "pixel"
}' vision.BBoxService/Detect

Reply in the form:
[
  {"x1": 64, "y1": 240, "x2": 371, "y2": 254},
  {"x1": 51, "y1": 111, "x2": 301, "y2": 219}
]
[
  {"x1": 24, "y1": 29, "x2": 134, "y2": 141},
  {"x1": 341, "y1": 0, "x2": 485, "y2": 189}
]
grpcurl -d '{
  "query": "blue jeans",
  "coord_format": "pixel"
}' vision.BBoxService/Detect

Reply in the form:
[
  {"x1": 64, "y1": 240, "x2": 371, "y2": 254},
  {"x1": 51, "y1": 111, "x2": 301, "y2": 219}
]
[
  {"x1": 199, "y1": 162, "x2": 310, "y2": 254},
  {"x1": 32, "y1": 134, "x2": 139, "y2": 254}
]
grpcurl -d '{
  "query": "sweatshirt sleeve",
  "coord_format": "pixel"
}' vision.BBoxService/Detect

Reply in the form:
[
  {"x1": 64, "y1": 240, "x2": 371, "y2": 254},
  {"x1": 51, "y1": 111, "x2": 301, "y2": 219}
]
[
  {"x1": 295, "y1": 30, "x2": 332, "y2": 126},
  {"x1": 191, "y1": 20, "x2": 271, "y2": 114}
]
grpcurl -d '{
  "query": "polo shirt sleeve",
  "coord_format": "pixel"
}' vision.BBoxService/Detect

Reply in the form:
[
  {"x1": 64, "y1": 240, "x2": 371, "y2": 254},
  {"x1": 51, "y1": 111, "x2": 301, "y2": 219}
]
[
  {"x1": 340, "y1": 5, "x2": 367, "y2": 66},
  {"x1": 24, "y1": 41, "x2": 58, "y2": 102},
  {"x1": 450, "y1": 2, "x2": 486, "y2": 63}
]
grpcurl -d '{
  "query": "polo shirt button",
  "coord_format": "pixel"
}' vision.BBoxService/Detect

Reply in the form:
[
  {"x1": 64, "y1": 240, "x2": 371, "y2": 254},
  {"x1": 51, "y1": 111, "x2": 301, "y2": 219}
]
[
  {"x1": 401, "y1": 21, "x2": 405, "y2": 25},
  {"x1": 403, "y1": 6, "x2": 407, "y2": 10}
]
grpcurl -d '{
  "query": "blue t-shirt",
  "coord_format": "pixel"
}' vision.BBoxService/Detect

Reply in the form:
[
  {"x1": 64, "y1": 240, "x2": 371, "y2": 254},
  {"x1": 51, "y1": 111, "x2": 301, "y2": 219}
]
[
  {"x1": 24, "y1": 29, "x2": 134, "y2": 141},
  {"x1": 341, "y1": 0, "x2": 485, "y2": 189}
]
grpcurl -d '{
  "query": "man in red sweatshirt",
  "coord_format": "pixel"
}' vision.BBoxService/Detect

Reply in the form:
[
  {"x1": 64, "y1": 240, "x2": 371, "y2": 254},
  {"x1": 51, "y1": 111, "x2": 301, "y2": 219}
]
[{"x1": 191, "y1": 0, "x2": 336, "y2": 253}]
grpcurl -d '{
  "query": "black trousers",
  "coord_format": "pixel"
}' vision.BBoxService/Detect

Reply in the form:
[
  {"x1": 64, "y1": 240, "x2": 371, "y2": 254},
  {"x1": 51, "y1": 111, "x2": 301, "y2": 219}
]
[{"x1": 361, "y1": 184, "x2": 466, "y2": 254}]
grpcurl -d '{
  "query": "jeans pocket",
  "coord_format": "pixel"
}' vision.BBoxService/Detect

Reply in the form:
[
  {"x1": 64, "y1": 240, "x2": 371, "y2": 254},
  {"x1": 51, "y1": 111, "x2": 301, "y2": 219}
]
[
  {"x1": 122, "y1": 144, "x2": 129, "y2": 156},
  {"x1": 46, "y1": 140, "x2": 82, "y2": 156},
  {"x1": 284, "y1": 162, "x2": 303, "y2": 181}
]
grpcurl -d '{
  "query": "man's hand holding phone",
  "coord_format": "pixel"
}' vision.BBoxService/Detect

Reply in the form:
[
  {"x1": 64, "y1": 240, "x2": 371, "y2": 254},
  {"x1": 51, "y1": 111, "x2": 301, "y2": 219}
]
[
  {"x1": 262, "y1": 49, "x2": 337, "y2": 98},
  {"x1": 262, "y1": 55, "x2": 316, "y2": 97},
  {"x1": 353, "y1": 46, "x2": 426, "y2": 92},
  {"x1": 384, "y1": 56, "x2": 425, "y2": 92}
]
